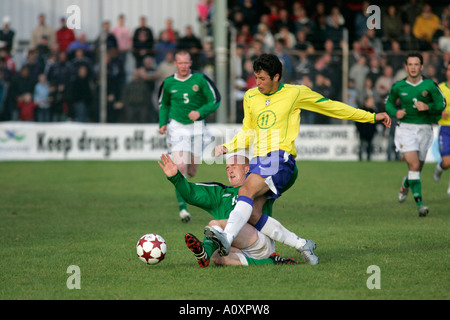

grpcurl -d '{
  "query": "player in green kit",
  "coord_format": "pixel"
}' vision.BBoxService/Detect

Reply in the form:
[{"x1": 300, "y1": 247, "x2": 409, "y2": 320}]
[
  {"x1": 385, "y1": 52, "x2": 446, "y2": 216},
  {"x1": 158, "y1": 153, "x2": 300, "y2": 266},
  {"x1": 158, "y1": 50, "x2": 221, "y2": 223}
]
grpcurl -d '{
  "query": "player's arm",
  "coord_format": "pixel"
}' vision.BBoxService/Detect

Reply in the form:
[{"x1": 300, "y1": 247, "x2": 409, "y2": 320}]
[
  {"x1": 159, "y1": 154, "x2": 219, "y2": 209},
  {"x1": 195, "y1": 74, "x2": 221, "y2": 120},
  {"x1": 300, "y1": 86, "x2": 390, "y2": 127},
  {"x1": 157, "y1": 80, "x2": 170, "y2": 128},
  {"x1": 426, "y1": 84, "x2": 446, "y2": 115}
]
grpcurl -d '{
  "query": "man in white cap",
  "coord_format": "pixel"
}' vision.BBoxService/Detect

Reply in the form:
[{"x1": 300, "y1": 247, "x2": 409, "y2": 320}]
[{"x1": 0, "y1": 16, "x2": 15, "y2": 52}]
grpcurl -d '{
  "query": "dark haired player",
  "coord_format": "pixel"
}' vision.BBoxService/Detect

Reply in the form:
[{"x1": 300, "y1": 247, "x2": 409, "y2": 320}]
[
  {"x1": 207, "y1": 53, "x2": 391, "y2": 262},
  {"x1": 385, "y1": 52, "x2": 446, "y2": 216}
]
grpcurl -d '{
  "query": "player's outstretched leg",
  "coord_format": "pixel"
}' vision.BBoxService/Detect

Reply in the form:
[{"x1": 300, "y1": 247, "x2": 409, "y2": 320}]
[
  {"x1": 297, "y1": 240, "x2": 319, "y2": 265},
  {"x1": 185, "y1": 233, "x2": 209, "y2": 267},
  {"x1": 204, "y1": 225, "x2": 231, "y2": 256}
]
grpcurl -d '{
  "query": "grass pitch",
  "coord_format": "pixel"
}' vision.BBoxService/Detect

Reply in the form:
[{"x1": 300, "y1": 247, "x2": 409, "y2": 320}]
[{"x1": 0, "y1": 160, "x2": 449, "y2": 300}]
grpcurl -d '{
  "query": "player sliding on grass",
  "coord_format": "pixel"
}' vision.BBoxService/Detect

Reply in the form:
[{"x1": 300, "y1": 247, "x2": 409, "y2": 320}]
[
  {"x1": 158, "y1": 153, "x2": 302, "y2": 266},
  {"x1": 208, "y1": 53, "x2": 392, "y2": 260}
]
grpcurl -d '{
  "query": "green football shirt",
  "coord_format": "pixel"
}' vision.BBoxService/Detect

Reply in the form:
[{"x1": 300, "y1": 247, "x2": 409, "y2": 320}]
[
  {"x1": 158, "y1": 71, "x2": 221, "y2": 127},
  {"x1": 385, "y1": 77, "x2": 445, "y2": 124}
]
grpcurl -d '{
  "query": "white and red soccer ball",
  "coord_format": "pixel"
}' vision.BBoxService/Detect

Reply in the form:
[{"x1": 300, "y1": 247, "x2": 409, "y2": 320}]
[{"x1": 136, "y1": 233, "x2": 167, "y2": 265}]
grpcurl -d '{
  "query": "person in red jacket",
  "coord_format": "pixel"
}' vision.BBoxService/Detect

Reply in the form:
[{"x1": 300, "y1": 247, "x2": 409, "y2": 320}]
[
  {"x1": 17, "y1": 93, "x2": 38, "y2": 121},
  {"x1": 56, "y1": 17, "x2": 76, "y2": 52}
]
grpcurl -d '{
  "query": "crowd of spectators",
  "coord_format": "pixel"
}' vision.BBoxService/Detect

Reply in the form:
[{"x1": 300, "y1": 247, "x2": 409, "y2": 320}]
[{"x1": 0, "y1": 0, "x2": 449, "y2": 125}]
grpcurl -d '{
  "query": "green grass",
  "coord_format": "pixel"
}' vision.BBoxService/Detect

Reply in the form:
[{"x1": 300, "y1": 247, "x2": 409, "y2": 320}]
[{"x1": 0, "y1": 160, "x2": 449, "y2": 300}]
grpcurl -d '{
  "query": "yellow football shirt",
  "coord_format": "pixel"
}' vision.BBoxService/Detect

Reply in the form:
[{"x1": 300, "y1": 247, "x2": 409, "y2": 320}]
[
  {"x1": 438, "y1": 81, "x2": 450, "y2": 126},
  {"x1": 224, "y1": 84, "x2": 376, "y2": 157}
]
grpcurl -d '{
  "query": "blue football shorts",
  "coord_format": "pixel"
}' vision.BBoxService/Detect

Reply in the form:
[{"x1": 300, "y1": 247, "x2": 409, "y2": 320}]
[
  {"x1": 248, "y1": 150, "x2": 296, "y2": 199},
  {"x1": 439, "y1": 125, "x2": 450, "y2": 157}
]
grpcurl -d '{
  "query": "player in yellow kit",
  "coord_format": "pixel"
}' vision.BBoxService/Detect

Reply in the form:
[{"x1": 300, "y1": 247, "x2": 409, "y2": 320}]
[
  {"x1": 205, "y1": 54, "x2": 391, "y2": 263},
  {"x1": 433, "y1": 62, "x2": 450, "y2": 196}
]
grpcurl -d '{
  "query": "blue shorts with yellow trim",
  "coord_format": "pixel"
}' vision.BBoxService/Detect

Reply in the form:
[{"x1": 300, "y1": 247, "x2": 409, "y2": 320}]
[
  {"x1": 439, "y1": 125, "x2": 450, "y2": 157},
  {"x1": 248, "y1": 150, "x2": 296, "y2": 199}
]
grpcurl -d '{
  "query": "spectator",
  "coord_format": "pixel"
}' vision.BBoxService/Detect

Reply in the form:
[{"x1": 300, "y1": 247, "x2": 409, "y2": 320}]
[
  {"x1": 310, "y1": 14, "x2": 328, "y2": 50},
  {"x1": 355, "y1": 95, "x2": 378, "y2": 161},
  {"x1": 274, "y1": 25, "x2": 296, "y2": 49},
  {"x1": 67, "y1": 33, "x2": 93, "y2": 59},
  {"x1": 273, "y1": 8, "x2": 295, "y2": 35},
  {"x1": 154, "y1": 30, "x2": 176, "y2": 65},
  {"x1": 56, "y1": 17, "x2": 76, "y2": 52},
  {"x1": 96, "y1": 20, "x2": 118, "y2": 51},
  {"x1": 177, "y1": 25, "x2": 203, "y2": 70},
  {"x1": 72, "y1": 48, "x2": 94, "y2": 81},
  {"x1": 201, "y1": 38, "x2": 215, "y2": 79},
  {"x1": 294, "y1": 50, "x2": 314, "y2": 79},
  {"x1": 401, "y1": 0, "x2": 422, "y2": 26},
  {"x1": 292, "y1": 4, "x2": 313, "y2": 35},
  {"x1": 353, "y1": 1, "x2": 371, "y2": 41},
  {"x1": 274, "y1": 39, "x2": 294, "y2": 82},
  {"x1": 413, "y1": 4, "x2": 440, "y2": 50},
  {"x1": 438, "y1": 26, "x2": 450, "y2": 52},
  {"x1": 111, "y1": 14, "x2": 132, "y2": 62},
  {"x1": 0, "y1": 16, "x2": 15, "y2": 53},
  {"x1": 374, "y1": 64, "x2": 394, "y2": 110},
  {"x1": 17, "y1": 93, "x2": 38, "y2": 121},
  {"x1": 326, "y1": 6, "x2": 345, "y2": 28},
  {"x1": 133, "y1": 29, "x2": 154, "y2": 68},
  {"x1": 0, "y1": 48, "x2": 16, "y2": 75},
  {"x1": 349, "y1": 55, "x2": 369, "y2": 99},
  {"x1": 47, "y1": 51, "x2": 73, "y2": 121},
  {"x1": 156, "y1": 51, "x2": 176, "y2": 86},
  {"x1": 133, "y1": 16, "x2": 154, "y2": 63},
  {"x1": 382, "y1": 5, "x2": 403, "y2": 43},
  {"x1": 139, "y1": 56, "x2": 158, "y2": 123},
  {"x1": 236, "y1": 23, "x2": 254, "y2": 49},
  {"x1": 106, "y1": 51, "x2": 124, "y2": 123},
  {"x1": 240, "y1": 0, "x2": 259, "y2": 32},
  {"x1": 326, "y1": 12, "x2": 344, "y2": 49},
  {"x1": 70, "y1": 65, "x2": 93, "y2": 122},
  {"x1": 30, "y1": 13, "x2": 55, "y2": 50},
  {"x1": 398, "y1": 23, "x2": 420, "y2": 51},
  {"x1": 160, "y1": 18, "x2": 178, "y2": 44},
  {"x1": 267, "y1": 4, "x2": 280, "y2": 33},
  {"x1": 34, "y1": 73, "x2": 51, "y2": 122},
  {"x1": 293, "y1": 30, "x2": 312, "y2": 51},
  {"x1": 254, "y1": 23, "x2": 275, "y2": 52},
  {"x1": 347, "y1": 78, "x2": 359, "y2": 108},
  {"x1": 367, "y1": 55, "x2": 382, "y2": 85},
  {"x1": 197, "y1": 0, "x2": 213, "y2": 36},
  {"x1": 119, "y1": 69, "x2": 152, "y2": 123},
  {"x1": 385, "y1": 40, "x2": 405, "y2": 73}
]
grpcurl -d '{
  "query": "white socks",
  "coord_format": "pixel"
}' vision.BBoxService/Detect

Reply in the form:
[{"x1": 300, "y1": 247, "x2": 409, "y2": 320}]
[
  {"x1": 259, "y1": 216, "x2": 306, "y2": 249},
  {"x1": 224, "y1": 196, "x2": 254, "y2": 244}
]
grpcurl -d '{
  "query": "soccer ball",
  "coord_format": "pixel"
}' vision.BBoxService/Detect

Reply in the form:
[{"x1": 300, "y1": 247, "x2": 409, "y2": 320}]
[{"x1": 136, "y1": 233, "x2": 167, "y2": 265}]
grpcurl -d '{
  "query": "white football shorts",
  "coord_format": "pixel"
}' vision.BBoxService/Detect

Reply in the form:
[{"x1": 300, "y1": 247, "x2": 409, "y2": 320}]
[
  {"x1": 166, "y1": 119, "x2": 207, "y2": 158},
  {"x1": 394, "y1": 122, "x2": 433, "y2": 161},
  {"x1": 240, "y1": 232, "x2": 275, "y2": 260}
]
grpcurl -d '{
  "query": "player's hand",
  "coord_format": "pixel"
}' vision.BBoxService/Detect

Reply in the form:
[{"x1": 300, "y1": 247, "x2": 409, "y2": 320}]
[
  {"x1": 375, "y1": 112, "x2": 391, "y2": 128},
  {"x1": 188, "y1": 111, "x2": 200, "y2": 121},
  {"x1": 159, "y1": 125, "x2": 167, "y2": 134},
  {"x1": 214, "y1": 145, "x2": 227, "y2": 157},
  {"x1": 395, "y1": 109, "x2": 406, "y2": 120},
  {"x1": 415, "y1": 100, "x2": 429, "y2": 111},
  {"x1": 158, "y1": 153, "x2": 178, "y2": 177}
]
